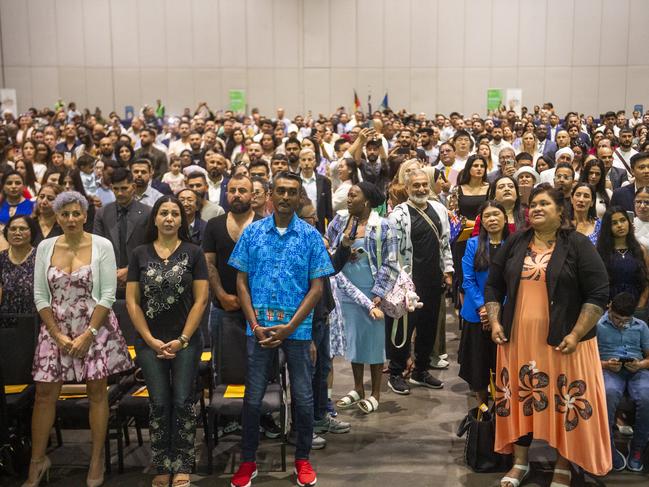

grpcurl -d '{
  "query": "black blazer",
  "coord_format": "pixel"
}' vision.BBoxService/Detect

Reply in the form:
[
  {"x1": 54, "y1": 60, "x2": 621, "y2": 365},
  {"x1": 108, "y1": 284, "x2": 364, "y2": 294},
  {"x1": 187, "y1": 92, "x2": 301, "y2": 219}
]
[
  {"x1": 188, "y1": 215, "x2": 207, "y2": 244},
  {"x1": 93, "y1": 200, "x2": 151, "y2": 267},
  {"x1": 315, "y1": 174, "x2": 333, "y2": 234},
  {"x1": 484, "y1": 228, "x2": 609, "y2": 346},
  {"x1": 610, "y1": 182, "x2": 635, "y2": 212}
]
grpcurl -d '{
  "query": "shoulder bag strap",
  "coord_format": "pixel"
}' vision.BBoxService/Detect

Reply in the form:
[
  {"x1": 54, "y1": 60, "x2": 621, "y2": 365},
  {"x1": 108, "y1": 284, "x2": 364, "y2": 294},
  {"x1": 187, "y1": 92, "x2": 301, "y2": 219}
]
[
  {"x1": 407, "y1": 201, "x2": 442, "y2": 242},
  {"x1": 614, "y1": 149, "x2": 633, "y2": 174}
]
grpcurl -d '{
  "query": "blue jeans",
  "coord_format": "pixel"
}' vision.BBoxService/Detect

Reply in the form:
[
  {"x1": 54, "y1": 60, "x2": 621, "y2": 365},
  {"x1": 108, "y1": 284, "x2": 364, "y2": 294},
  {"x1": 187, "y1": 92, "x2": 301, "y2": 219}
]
[
  {"x1": 241, "y1": 337, "x2": 314, "y2": 462},
  {"x1": 311, "y1": 319, "x2": 331, "y2": 421},
  {"x1": 603, "y1": 368, "x2": 649, "y2": 451},
  {"x1": 135, "y1": 334, "x2": 202, "y2": 473}
]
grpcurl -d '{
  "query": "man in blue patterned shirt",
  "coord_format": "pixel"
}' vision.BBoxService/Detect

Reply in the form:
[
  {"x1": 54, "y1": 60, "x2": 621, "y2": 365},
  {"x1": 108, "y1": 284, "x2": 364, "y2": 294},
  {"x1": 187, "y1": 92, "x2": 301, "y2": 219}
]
[{"x1": 229, "y1": 172, "x2": 334, "y2": 487}]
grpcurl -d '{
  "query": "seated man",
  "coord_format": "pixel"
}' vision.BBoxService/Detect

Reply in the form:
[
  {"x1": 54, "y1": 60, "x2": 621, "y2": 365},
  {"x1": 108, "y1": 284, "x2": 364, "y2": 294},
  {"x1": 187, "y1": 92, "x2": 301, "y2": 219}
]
[{"x1": 597, "y1": 292, "x2": 649, "y2": 472}]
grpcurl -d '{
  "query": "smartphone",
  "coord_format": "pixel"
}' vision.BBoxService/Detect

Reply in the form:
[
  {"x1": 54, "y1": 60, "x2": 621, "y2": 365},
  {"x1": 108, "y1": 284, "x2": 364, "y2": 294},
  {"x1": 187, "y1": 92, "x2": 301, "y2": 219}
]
[
  {"x1": 348, "y1": 218, "x2": 359, "y2": 240},
  {"x1": 619, "y1": 357, "x2": 636, "y2": 364},
  {"x1": 356, "y1": 248, "x2": 366, "y2": 255},
  {"x1": 369, "y1": 120, "x2": 375, "y2": 129},
  {"x1": 627, "y1": 211, "x2": 635, "y2": 221}
]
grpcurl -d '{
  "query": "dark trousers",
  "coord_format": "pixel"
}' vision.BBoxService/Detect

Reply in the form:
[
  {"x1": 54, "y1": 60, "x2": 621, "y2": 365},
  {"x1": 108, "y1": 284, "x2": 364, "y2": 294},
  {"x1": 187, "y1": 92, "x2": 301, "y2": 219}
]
[
  {"x1": 386, "y1": 283, "x2": 442, "y2": 376},
  {"x1": 135, "y1": 334, "x2": 202, "y2": 474},
  {"x1": 604, "y1": 368, "x2": 649, "y2": 452},
  {"x1": 311, "y1": 319, "x2": 331, "y2": 421}
]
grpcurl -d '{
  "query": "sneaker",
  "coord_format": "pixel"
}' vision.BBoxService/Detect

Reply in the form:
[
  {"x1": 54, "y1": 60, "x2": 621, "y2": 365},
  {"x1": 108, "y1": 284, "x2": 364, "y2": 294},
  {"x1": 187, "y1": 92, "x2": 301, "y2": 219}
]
[
  {"x1": 231, "y1": 461, "x2": 258, "y2": 487},
  {"x1": 618, "y1": 424, "x2": 634, "y2": 436},
  {"x1": 294, "y1": 459, "x2": 317, "y2": 486},
  {"x1": 439, "y1": 353, "x2": 448, "y2": 360},
  {"x1": 313, "y1": 415, "x2": 351, "y2": 434},
  {"x1": 627, "y1": 448, "x2": 644, "y2": 472},
  {"x1": 326, "y1": 398, "x2": 338, "y2": 417},
  {"x1": 430, "y1": 358, "x2": 450, "y2": 369},
  {"x1": 409, "y1": 370, "x2": 444, "y2": 389},
  {"x1": 388, "y1": 375, "x2": 411, "y2": 395},
  {"x1": 260, "y1": 414, "x2": 281, "y2": 439},
  {"x1": 612, "y1": 448, "x2": 627, "y2": 472},
  {"x1": 288, "y1": 431, "x2": 327, "y2": 450}
]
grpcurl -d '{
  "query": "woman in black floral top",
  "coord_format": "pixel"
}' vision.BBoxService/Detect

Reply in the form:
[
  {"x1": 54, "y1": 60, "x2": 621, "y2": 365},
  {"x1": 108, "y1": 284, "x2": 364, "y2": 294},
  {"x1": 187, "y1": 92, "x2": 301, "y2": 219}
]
[
  {"x1": 0, "y1": 215, "x2": 38, "y2": 324},
  {"x1": 126, "y1": 196, "x2": 209, "y2": 487}
]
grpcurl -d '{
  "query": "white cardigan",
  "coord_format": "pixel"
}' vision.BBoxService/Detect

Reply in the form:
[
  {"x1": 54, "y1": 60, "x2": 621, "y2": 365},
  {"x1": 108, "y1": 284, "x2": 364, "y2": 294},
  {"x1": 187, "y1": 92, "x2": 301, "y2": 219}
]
[{"x1": 34, "y1": 234, "x2": 118, "y2": 312}]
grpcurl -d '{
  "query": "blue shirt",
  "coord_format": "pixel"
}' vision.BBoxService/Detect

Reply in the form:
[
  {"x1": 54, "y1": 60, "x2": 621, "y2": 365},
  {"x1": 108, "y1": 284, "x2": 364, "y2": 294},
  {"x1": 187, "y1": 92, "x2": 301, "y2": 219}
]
[
  {"x1": 229, "y1": 213, "x2": 334, "y2": 340},
  {"x1": 596, "y1": 311, "x2": 649, "y2": 361}
]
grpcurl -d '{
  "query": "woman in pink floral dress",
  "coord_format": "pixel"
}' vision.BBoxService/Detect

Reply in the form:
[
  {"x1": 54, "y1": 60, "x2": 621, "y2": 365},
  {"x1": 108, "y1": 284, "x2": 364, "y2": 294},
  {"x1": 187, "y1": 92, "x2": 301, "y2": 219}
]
[{"x1": 24, "y1": 191, "x2": 132, "y2": 487}]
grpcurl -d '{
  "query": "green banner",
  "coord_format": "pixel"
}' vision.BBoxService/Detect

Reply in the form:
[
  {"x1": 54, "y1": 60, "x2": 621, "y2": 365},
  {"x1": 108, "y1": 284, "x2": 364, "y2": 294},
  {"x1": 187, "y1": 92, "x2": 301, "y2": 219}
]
[
  {"x1": 487, "y1": 89, "x2": 504, "y2": 111},
  {"x1": 229, "y1": 89, "x2": 246, "y2": 113}
]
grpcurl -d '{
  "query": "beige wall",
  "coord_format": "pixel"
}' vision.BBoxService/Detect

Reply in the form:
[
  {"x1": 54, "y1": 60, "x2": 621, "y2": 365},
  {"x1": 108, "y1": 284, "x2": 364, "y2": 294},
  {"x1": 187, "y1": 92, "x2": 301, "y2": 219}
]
[{"x1": 2, "y1": 0, "x2": 649, "y2": 117}]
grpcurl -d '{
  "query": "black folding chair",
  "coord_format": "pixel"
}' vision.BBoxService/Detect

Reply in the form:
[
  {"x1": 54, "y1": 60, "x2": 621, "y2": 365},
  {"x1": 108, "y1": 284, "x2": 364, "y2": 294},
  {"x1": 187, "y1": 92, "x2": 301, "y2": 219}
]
[
  {"x1": 205, "y1": 318, "x2": 287, "y2": 474},
  {"x1": 0, "y1": 313, "x2": 39, "y2": 475}
]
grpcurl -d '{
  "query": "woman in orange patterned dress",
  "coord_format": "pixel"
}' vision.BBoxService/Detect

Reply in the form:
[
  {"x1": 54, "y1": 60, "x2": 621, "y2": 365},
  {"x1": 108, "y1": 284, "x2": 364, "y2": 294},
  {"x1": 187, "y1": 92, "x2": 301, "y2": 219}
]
[{"x1": 485, "y1": 184, "x2": 611, "y2": 487}]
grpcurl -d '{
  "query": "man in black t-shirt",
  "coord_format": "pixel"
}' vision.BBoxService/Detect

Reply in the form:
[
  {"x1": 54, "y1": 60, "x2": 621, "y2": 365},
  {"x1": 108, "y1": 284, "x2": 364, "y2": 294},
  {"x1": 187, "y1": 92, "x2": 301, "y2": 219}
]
[{"x1": 203, "y1": 174, "x2": 260, "y2": 341}]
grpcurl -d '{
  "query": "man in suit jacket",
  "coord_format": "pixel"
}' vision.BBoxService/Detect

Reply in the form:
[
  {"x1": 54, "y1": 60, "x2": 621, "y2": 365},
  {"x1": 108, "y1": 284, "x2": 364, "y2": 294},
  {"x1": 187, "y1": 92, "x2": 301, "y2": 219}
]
[
  {"x1": 299, "y1": 148, "x2": 332, "y2": 234},
  {"x1": 535, "y1": 125, "x2": 557, "y2": 160},
  {"x1": 93, "y1": 168, "x2": 151, "y2": 296},
  {"x1": 611, "y1": 152, "x2": 649, "y2": 212},
  {"x1": 601, "y1": 146, "x2": 629, "y2": 190}
]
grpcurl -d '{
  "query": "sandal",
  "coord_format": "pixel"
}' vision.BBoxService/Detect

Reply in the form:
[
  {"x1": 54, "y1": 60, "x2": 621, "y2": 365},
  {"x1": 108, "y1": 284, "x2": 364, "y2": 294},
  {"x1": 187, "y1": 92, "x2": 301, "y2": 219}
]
[
  {"x1": 336, "y1": 390, "x2": 362, "y2": 409},
  {"x1": 357, "y1": 396, "x2": 379, "y2": 414},
  {"x1": 549, "y1": 468, "x2": 571, "y2": 487},
  {"x1": 152, "y1": 474, "x2": 170, "y2": 487},
  {"x1": 500, "y1": 463, "x2": 529, "y2": 487}
]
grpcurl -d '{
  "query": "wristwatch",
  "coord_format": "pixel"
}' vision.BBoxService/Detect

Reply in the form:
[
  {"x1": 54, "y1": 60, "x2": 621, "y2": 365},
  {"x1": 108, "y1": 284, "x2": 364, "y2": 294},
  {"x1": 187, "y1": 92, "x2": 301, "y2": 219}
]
[
  {"x1": 87, "y1": 327, "x2": 98, "y2": 338},
  {"x1": 178, "y1": 335, "x2": 189, "y2": 349}
]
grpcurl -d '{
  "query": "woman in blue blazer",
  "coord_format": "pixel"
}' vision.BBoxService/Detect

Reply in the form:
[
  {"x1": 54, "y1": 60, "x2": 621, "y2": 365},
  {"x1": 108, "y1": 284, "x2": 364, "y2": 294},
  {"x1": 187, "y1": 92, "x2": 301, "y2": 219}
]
[{"x1": 458, "y1": 201, "x2": 510, "y2": 405}]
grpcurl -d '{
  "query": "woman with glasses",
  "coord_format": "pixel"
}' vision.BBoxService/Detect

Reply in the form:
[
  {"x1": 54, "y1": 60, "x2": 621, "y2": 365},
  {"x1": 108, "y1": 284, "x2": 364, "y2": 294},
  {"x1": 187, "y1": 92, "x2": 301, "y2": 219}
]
[
  {"x1": 250, "y1": 177, "x2": 271, "y2": 217},
  {"x1": 634, "y1": 187, "x2": 649, "y2": 251},
  {"x1": 0, "y1": 215, "x2": 38, "y2": 324}
]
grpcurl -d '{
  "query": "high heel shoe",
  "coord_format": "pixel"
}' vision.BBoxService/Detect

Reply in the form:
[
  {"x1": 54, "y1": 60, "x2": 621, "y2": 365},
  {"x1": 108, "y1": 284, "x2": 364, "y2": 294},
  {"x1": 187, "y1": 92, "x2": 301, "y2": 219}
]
[
  {"x1": 21, "y1": 456, "x2": 51, "y2": 487},
  {"x1": 86, "y1": 475, "x2": 104, "y2": 487}
]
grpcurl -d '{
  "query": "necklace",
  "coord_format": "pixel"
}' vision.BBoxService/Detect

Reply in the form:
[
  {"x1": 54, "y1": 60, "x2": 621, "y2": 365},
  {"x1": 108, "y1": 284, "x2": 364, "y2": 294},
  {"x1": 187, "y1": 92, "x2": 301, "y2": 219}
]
[
  {"x1": 616, "y1": 248, "x2": 629, "y2": 259},
  {"x1": 8, "y1": 246, "x2": 32, "y2": 265}
]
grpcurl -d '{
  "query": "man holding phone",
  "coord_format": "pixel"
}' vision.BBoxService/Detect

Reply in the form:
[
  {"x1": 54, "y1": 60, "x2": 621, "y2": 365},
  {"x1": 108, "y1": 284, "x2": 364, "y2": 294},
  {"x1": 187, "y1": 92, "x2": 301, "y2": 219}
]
[
  {"x1": 597, "y1": 292, "x2": 649, "y2": 472},
  {"x1": 229, "y1": 172, "x2": 334, "y2": 487}
]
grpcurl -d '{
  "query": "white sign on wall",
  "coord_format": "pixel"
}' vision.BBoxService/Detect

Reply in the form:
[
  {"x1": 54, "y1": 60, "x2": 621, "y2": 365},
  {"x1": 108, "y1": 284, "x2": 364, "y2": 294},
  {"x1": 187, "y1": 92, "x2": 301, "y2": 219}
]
[{"x1": 0, "y1": 89, "x2": 17, "y2": 117}]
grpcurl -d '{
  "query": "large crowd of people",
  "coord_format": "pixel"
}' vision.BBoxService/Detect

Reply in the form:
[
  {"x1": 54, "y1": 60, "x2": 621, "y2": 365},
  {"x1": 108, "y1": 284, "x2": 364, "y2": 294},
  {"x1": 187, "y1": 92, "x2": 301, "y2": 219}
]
[{"x1": 0, "y1": 100, "x2": 648, "y2": 487}]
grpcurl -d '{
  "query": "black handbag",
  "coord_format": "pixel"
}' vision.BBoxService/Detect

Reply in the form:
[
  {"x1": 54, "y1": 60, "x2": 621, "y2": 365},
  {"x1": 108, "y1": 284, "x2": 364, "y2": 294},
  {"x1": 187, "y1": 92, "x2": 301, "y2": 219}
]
[{"x1": 456, "y1": 404, "x2": 512, "y2": 473}]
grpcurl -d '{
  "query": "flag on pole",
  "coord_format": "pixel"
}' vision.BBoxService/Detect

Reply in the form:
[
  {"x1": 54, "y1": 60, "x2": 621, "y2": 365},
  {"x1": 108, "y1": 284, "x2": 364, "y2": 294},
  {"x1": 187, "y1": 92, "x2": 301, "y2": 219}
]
[
  {"x1": 367, "y1": 92, "x2": 372, "y2": 116},
  {"x1": 354, "y1": 90, "x2": 361, "y2": 111},
  {"x1": 380, "y1": 93, "x2": 389, "y2": 110}
]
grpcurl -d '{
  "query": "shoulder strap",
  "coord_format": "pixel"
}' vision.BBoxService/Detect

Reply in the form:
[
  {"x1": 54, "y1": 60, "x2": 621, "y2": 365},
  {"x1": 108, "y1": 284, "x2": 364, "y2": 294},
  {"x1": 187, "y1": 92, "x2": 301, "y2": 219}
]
[
  {"x1": 375, "y1": 220, "x2": 382, "y2": 269},
  {"x1": 614, "y1": 149, "x2": 633, "y2": 174},
  {"x1": 407, "y1": 201, "x2": 442, "y2": 242}
]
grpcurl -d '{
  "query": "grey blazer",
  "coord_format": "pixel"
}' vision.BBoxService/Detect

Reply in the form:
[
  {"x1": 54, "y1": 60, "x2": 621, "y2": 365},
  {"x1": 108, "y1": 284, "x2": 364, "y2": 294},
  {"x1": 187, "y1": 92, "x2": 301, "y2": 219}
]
[{"x1": 93, "y1": 200, "x2": 151, "y2": 267}]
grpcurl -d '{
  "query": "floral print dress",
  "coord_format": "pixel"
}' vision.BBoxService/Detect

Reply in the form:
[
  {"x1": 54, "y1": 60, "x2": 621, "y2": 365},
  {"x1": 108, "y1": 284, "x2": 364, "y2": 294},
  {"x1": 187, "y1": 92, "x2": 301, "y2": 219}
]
[
  {"x1": 32, "y1": 265, "x2": 132, "y2": 382},
  {"x1": 494, "y1": 244, "x2": 612, "y2": 476}
]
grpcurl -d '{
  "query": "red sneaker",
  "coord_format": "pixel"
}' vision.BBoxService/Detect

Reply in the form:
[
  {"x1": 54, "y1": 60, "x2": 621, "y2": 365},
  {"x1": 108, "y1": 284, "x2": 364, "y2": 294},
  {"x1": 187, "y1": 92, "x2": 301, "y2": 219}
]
[
  {"x1": 294, "y1": 459, "x2": 317, "y2": 486},
  {"x1": 231, "y1": 461, "x2": 258, "y2": 487}
]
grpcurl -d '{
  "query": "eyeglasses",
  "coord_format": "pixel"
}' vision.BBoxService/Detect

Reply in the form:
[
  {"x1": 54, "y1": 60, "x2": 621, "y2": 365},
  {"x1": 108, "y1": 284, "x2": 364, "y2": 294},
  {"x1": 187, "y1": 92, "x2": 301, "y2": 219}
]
[
  {"x1": 635, "y1": 200, "x2": 649, "y2": 206},
  {"x1": 8, "y1": 226, "x2": 30, "y2": 233}
]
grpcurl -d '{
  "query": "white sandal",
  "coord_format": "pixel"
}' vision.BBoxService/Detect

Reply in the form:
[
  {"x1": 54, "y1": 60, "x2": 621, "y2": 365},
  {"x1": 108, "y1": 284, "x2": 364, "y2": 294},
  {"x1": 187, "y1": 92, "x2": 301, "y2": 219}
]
[
  {"x1": 500, "y1": 463, "x2": 530, "y2": 487},
  {"x1": 357, "y1": 396, "x2": 379, "y2": 414},
  {"x1": 336, "y1": 390, "x2": 361, "y2": 409},
  {"x1": 549, "y1": 468, "x2": 571, "y2": 487}
]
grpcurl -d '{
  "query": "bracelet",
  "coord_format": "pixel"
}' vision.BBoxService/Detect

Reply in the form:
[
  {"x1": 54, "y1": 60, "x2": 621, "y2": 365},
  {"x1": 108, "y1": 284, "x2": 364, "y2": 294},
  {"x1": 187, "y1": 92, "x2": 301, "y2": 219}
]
[
  {"x1": 87, "y1": 327, "x2": 98, "y2": 338},
  {"x1": 249, "y1": 322, "x2": 260, "y2": 333}
]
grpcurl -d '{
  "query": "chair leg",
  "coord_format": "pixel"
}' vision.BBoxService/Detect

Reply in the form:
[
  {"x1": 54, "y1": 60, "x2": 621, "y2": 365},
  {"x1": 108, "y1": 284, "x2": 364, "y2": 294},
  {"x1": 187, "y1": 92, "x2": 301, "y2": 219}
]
[
  {"x1": 206, "y1": 412, "x2": 214, "y2": 475},
  {"x1": 104, "y1": 435, "x2": 111, "y2": 475},
  {"x1": 135, "y1": 420, "x2": 143, "y2": 447},
  {"x1": 116, "y1": 422, "x2": 124, "y2": 474},
  {"x1": 122, "y1": 419, "x2": 130, "y2": 447},
  {"x1": 54, "y1": 419, "x2": 63, "y2": 447}
]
